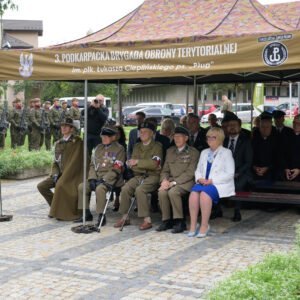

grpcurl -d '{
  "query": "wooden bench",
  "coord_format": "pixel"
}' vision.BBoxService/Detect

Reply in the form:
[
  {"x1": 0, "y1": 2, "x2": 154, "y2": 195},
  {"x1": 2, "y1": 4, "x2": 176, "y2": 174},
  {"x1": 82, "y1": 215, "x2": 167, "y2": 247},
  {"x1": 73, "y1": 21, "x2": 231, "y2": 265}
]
[
  {"x1": 232, "y1": 191, "x2": 300, "y2": 205},
  {"x1": 253, "y1": 181, "x2": 300, "y2": 193}
]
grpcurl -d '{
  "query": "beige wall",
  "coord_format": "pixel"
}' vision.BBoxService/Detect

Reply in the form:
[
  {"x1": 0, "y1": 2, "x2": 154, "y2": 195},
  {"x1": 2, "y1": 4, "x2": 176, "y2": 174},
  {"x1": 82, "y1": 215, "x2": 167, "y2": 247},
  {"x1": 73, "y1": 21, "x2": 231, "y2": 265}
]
[{"x1": 8, "y1": 31, "x2": 39, "y2": 48}]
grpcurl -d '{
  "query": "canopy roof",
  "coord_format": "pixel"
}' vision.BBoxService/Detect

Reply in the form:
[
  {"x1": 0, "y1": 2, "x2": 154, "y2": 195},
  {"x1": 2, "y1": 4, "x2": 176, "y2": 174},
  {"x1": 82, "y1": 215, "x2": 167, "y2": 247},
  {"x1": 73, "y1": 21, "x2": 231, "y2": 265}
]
[
  {"x1": 57, "y1": 0, "x2": 294, "y2": 47},
  {"x1": 0, "y1": 0, "x2": 300, "y2": 83}
]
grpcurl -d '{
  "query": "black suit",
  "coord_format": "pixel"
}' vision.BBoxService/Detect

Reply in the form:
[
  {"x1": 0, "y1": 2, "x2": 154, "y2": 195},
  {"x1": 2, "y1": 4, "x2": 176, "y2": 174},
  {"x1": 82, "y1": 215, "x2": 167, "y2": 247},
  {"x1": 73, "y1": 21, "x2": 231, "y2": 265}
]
[
  {"x1": 224, "y1": 133, "x2": 253, "y2": 191},
  {"x1": 189, "y1": 127, "x2": 208, "y2": 154}
]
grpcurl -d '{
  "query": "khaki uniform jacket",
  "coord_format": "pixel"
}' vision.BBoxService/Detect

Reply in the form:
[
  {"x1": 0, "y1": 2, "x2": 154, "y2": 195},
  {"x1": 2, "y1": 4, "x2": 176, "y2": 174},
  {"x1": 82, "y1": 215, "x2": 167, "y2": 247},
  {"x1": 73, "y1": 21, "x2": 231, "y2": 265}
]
[
  {"x1": 49, "y1": 135, "x2": 84, "y2": 220},
  {"x1": 68, "y1": 106, "x2": 80, "y2": 120},
  {"x1": 88, "y1": 141, "x2": 126, "y2": 186},
  {"x1": 131, "y1": 140, "x2": 163, "y2": 176},
  {"x1": 160, "y1": 145, "x2": 200, "y2": 191},
  {"x1": 29, "y1": 108, "x2": 42, "y2": 128}
]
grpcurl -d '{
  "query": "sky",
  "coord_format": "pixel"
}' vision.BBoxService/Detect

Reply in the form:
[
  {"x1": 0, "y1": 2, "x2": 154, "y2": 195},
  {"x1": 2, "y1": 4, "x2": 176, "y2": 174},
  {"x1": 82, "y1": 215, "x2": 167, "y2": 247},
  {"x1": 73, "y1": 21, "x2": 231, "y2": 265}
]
[{"x1": 3, "y1": 0, "x2": 299, "y2": 47}]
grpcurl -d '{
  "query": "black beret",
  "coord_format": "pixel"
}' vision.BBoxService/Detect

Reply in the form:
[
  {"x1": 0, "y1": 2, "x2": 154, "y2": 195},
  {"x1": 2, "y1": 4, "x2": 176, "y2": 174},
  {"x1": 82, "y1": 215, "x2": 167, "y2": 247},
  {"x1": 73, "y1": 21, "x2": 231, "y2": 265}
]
[
  {"x1": 174, "y1": 126, "x2": 189, "y2": 136},
  {"x1": 260, "y1": 111, "x2": 273, "y2": 120},
  {"x1": 139, "y1": 121, "x2": 156, "y2": 132},
  {"x1": 222, "y1": 111, "x2": 238, "y2": 123},
  {"x1": 272, "y1": 110, "x2": 286, "y2": 118},
  {"x1": 100, "y1": 127, "x2": 117, "y2": 136}
]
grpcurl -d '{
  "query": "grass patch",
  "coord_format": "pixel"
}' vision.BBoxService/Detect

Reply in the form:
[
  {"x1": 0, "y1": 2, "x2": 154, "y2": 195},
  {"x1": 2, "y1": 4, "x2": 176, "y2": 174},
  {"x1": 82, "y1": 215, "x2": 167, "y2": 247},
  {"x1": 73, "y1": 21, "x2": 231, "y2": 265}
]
[
  {"x1": 0, "y1": 147, "x2": 52, "y2": 177},
  {"x1": 207, "y1": 225, "x2": 300, "y2": 300}
]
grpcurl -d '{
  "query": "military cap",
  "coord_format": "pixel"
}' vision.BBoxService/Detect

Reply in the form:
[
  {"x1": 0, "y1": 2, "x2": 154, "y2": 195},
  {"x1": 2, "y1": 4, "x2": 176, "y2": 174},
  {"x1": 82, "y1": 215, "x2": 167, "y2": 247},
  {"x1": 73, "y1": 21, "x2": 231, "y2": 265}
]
[
  {"x1": 44, "y1": 101, "x2": 51, "y2": 105},
  {"x1": 139, "y1": 121, "x2": 156, "y2": 132},
  {"x1": 222, "y1": 111, "x2": 238, "y2": 123},
  {"x1": 260, "y1": 111, "x2": 273, "y2": 120},
  {"x1": 272, "y1": 110, "x2": 286, "y2": 118},
  {"x1": 174, "y1": 126, "x2": 189, "y2": 136},
  {"x1": 100, "y1": 126, "x2": 117, "y2": 136},
  {"x1": 61, "y1": 117, "x2": 76, "y2": 127}
]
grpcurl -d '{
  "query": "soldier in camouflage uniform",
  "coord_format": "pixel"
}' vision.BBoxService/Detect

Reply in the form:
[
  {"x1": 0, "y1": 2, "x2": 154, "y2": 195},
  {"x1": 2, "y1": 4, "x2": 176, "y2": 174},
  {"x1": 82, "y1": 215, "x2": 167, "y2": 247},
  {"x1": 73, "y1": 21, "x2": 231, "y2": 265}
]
[
  {"x1": 9, "y1": 98, "x2": 28, "y2": 148},
  {"x1": 114, "y1": 121, "x2": 163, "y2": 231},
  {"x1": 49, "y1": 98, "x2": 62, "y2": 143},
  {"x1": 156, "y1": 126, "x2": 200, "y2": 233},
  {"x1": 40, "y1": 101, "x2": 51, "y2": 150},
  {"x1": 76, "y1": 126, "x2": 126, "y2": 225},
  {"x1": 0, "y1": 100, "x2": 9, "y2": 149},
  {"x1": 68, "y1": 98, "x2": 81, "y2": 135},
  {"x1": 27, "y1": 99, "x2": 36, "y2": 151},
  {"x1": 29, "y1": 98, "x2": 43, "y2": 151}
]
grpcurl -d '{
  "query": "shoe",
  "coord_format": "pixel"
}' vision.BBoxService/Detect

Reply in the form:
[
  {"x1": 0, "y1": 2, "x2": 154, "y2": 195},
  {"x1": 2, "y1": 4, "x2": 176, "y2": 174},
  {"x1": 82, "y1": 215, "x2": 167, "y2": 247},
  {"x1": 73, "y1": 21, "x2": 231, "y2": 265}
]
[
  {"x1": 48, "y1": 215, "x2": 54, "y2": 219},
  {"x1": 156, "y1": 220, "x2": 173, "y2": 232},
  {"x1": 196, "y1": 225, "x2": 210, "y2": 238},
  {"x1": 232, "y1": 211, "x2": 242, "y2": 222},
  {"x1": 171, "y1": 220, "x2": 187, "y2": 234},
  {"x1": 210, "y1": 209, "x2": 223, "y2": 220},
  {"x1": 187, "y1": 231, "x2": 197, "y2": 237},
  {"x1": 139, "y1": 221, "x2": 152, "y2": 231},
  {"x1": 112, "y1": 205, "x2": 119, "y2": 212},
  {"x1": 73, "y1": 214, "x2": 93, "y2": 223},
  {"x1": 96, "y1": 214, "x2": 106, "y2": 227},
  {"x1": 114, "y1": 218, "x2": 130, "y2": 228}
]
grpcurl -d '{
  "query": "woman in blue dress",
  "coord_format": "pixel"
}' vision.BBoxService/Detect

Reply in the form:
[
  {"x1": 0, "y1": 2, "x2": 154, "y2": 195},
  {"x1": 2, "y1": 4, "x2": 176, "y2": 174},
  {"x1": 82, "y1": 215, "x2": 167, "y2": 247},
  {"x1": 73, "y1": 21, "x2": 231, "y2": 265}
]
[{"x1": 188, "y1": 127, "x2": 235, "y2": 237}]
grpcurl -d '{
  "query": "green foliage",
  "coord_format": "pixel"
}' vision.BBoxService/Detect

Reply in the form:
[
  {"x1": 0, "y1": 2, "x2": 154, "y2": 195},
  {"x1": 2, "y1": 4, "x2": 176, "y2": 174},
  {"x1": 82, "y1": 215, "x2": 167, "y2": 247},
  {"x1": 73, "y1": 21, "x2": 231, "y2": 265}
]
[
  {"x1": 0, "y1": 148, "x2": 52, "y2": 177},
  {"x1": 207, "y1": 226, "x2": 300, "y2": 300},
  {"x1": 0, "y1": 0, "x2": 18, "y2": 16}
]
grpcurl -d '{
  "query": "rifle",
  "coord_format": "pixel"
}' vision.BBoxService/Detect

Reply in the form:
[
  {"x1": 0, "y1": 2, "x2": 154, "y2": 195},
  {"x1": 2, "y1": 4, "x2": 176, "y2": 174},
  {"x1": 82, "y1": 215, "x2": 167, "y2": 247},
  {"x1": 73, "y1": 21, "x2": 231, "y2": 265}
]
[
  {"x1": 0, "y1": 101, "x2": 9, "y2": 135},
  {"x1": 40, "y1": 109, "x2": 50, "y2": 135},
  {"x1": 18, "y1": 106, "x2": 28, "y2": 146}
]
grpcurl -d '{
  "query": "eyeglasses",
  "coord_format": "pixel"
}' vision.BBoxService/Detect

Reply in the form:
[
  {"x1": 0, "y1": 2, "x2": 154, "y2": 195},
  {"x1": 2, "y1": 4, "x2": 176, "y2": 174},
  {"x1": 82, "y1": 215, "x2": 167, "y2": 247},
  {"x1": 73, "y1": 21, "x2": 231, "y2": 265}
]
[{"x1": 206, "y1": 136, "x2": 217, "y2": 140}]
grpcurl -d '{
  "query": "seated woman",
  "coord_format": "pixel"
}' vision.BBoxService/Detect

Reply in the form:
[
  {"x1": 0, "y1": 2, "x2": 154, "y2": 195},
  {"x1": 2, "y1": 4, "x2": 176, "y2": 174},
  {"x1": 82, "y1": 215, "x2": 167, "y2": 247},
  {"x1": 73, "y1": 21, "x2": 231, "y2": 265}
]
[{"x1": 188, "y1": 127, "x2": 235, "y2": 237}]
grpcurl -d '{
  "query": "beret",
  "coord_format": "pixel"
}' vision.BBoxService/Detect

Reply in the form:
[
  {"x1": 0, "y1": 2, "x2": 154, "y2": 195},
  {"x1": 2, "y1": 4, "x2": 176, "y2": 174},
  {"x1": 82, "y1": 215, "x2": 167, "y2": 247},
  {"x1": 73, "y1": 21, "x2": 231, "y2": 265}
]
[
  {"x1": 139, "y1": 121, "x2": 156, "y2": 132},
  {"x1": 174, "y1": 126, "x2": 189, "y2": 136}
]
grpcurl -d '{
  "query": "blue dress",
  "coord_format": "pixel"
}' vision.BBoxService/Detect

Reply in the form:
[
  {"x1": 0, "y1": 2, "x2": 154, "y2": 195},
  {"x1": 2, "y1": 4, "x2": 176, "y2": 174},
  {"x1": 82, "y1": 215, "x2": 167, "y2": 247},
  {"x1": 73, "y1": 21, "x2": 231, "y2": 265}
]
[{"x1": 191, "y1": 161, "x2": 220, "y2": 204}]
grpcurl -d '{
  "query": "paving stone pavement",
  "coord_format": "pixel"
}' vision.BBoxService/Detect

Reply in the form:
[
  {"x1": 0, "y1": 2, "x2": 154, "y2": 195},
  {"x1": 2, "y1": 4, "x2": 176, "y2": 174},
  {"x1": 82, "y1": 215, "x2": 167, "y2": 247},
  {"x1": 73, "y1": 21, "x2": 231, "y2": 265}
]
[{"x1": 0, "y1": 177, "x2": 299, "y2": 300}]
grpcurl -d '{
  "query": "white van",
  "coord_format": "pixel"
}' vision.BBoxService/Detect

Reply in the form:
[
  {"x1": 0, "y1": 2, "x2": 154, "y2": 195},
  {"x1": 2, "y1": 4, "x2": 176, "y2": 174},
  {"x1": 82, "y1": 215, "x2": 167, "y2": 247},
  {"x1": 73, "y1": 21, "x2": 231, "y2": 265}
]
[
  {"x1": 201, "y1": 103, "x2": 260, "y2": 123},
  {"x1": 136, "y1": 102, "x2": 174, "y2": 110},
  {"x1": 59, "y1": 96, "x2": 112, "y2": 118}
]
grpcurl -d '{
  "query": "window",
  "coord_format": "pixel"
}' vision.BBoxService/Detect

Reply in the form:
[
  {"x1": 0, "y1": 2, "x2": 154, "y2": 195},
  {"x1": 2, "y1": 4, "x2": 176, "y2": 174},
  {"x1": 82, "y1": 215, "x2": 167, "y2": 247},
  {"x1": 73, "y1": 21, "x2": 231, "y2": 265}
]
[{"x1": 146, "y1": 108, "x2": 160, "y2": 114}]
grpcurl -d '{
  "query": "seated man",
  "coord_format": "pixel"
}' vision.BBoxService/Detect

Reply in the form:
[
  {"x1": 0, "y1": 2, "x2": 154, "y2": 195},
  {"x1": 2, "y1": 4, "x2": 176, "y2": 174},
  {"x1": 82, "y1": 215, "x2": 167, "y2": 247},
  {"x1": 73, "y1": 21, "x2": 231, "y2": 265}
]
[
  {"x1": 114, "y1": 121, "x2": 163, "y2": 230},
  {"x1": 156, "y1": 126, "x2": 199, "y2": 233},
  {"x1": 281, "y1": 114, "x2": 300, "y2": 181},
  {"x1": 224, "y1": 116, "x2": 253, "y2": 221},
  {"x1": 37, "y1": 118, "x2": 84, "y2": 221},
  {"x1": 77, "y1": 126, "x2": 125, "y2": 225}
]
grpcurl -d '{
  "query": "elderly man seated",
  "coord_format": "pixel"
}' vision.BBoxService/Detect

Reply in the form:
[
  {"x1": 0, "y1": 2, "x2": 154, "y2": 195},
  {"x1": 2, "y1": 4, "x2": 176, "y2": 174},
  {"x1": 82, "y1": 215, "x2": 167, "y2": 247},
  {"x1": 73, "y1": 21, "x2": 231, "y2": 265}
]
[
  {"x1": 156, "y1": 126, "x2": 199, "y2": 233},
  {"x1": 77, "y1": 126, "x2": 125, "y2": 226},
  {"x1": 114, "y1": 121, "x2": 163, "y2": 230}
]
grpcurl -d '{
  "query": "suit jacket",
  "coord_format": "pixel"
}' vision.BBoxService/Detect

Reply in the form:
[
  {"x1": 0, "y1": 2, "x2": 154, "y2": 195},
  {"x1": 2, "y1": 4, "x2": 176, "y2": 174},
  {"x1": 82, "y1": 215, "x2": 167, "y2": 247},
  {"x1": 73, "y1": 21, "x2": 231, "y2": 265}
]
[
  {"x1": 224, "y1": 133, "x2": 253, "y2": 190},
  {"x1": 195, "y1": 146, "x2": 235, "y2": 198},
  {"x1": 190, "y1": 127, "x2": 208, "y2": 154},
  {"x1": 127, "y1": 128, "x2": 139, "y2": 159},
  {"x1": 155, "y1": 131, "x2": 170, "y2": 161}
]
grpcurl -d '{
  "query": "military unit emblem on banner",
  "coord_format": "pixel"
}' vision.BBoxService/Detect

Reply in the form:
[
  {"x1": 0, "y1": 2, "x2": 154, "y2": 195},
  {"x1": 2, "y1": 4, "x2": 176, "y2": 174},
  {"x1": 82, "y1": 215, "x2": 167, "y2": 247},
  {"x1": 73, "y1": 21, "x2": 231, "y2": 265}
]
[
  {"x1": 262, "y1": 42, "x2": 288, "y2": 67},
  {"x1": 19, "y1": 53, "x2": 33, "y2": 78}
]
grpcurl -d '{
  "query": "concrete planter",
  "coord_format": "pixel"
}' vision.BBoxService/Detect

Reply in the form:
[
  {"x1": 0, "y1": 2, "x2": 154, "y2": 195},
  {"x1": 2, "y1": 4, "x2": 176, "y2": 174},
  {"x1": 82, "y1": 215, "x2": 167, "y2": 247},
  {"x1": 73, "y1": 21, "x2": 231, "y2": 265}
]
[{"x1": 4, "y1": 167, "x2": 50, "y2": 180}]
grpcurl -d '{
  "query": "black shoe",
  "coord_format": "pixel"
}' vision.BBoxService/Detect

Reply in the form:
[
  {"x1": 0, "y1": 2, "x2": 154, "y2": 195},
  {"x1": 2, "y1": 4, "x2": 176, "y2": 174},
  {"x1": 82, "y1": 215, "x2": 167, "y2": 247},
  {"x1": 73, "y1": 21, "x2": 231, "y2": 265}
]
[
  {"x1": 73, "y1": 214, "x2": 93, "y2": 223},
  {"x1": 112, "y1": 205, "x2": 119, "y2": 212},
  {"x1": 171, "y1": 220, "x2": 187, "y2": 234},
  {"x1": 232, "y1": 211, "x2": 242, "y2": 222},
  {"x1": 210, "y1": 209, "x2": 223, "y2": 220},
  {"x1": 96, "y1": 214, "x2": 106, "y2": 227},
  {"x1": 156, "y1": 220, "x2": 173, "y2": 232}
]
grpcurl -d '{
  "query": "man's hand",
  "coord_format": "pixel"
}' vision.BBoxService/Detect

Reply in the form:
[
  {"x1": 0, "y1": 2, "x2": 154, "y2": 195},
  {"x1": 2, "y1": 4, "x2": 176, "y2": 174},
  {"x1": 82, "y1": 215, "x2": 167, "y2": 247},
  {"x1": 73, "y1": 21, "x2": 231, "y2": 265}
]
[
  {"x1": 159, "y1": 179, "x2": 170, "y2": 191},
  {"x1": 127, "y1": 159, "x2": 138, "y2": 168},
  {"x1": 289, "y1": 168, "x2": 300, "y2": 180}
]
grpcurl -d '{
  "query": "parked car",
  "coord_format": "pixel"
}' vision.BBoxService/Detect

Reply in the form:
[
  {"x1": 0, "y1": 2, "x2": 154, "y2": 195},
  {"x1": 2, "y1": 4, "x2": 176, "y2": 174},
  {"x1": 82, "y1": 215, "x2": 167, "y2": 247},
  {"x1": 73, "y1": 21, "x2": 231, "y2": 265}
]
[
  {"x1": 172, "y1": 104, "x2": 186, "y2": 116},
  {"x1": 187, "y1": 104, "x2": 219, "y2": 116},
  {"x1": 136, "y1": 102, "x2": 174, "y2": 110},
  {"x1": 120, "y1": 105, "x2": 145, "y2": 125},
  {"x1": 256, "y1": 104, "x2": 277, "y2": 114},
  {"x1": 276, "y1": 102, "x2": 299, "y2": 116},
  {"x1": 125, "y1": 107, "x2": 173, "y2": 126},
  {"x1": 201, "y1": 103, "x2": 260, "y2": 123}
]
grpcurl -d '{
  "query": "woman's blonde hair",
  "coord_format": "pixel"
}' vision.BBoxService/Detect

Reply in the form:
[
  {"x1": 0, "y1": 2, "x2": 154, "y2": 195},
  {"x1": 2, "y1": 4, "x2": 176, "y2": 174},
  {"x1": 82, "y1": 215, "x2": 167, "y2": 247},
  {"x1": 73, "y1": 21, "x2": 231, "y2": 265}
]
[
  {"x1": 160, "y1": 118, "x2": 175, "y2": 137},
  {"x1": 206, "y1": 127, "x2": 225, "y2": 145}
]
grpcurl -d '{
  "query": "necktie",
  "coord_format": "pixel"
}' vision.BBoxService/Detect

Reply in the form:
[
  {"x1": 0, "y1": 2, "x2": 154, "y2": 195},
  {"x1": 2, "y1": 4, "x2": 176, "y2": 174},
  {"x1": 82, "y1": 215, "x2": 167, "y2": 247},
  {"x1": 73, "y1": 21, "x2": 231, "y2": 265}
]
[
  {"x1": 190, "y1": 134, "x2": 195, "y2": 145},
  {"x1": 229, "y1": 138, "x2": 235, "y2": 153}
]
